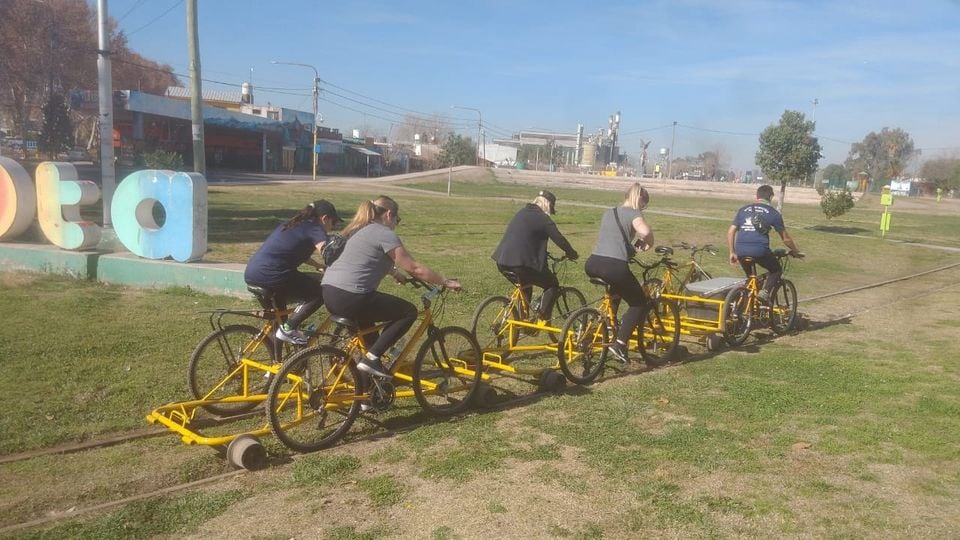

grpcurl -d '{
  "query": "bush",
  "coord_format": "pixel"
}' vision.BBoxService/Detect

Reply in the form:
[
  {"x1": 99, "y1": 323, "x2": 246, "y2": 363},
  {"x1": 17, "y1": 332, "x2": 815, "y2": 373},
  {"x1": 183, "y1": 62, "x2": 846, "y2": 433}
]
[
  {"x1": 820, "y1": 189, "x2": 855, "y2": 219},
  {"x1": 143, "y1": 149, "x2": 184, "y2": 170}
]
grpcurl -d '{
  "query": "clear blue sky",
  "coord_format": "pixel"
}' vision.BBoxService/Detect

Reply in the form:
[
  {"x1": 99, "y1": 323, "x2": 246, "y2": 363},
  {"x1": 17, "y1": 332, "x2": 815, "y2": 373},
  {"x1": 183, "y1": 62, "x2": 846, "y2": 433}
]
[{"x1": 112, "y1": 0, "x2": 960, "y2": 172}]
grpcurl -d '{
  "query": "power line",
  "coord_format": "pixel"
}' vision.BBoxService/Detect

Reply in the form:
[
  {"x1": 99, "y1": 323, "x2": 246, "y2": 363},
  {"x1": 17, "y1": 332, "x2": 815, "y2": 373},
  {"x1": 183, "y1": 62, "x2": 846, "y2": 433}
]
[
  {"x1": 677, "y1": 123, "x2": 757, "y2": 137},
  {"x1": 621, "y1": 123, "x2": 674, "y2": 136},
  {"x1": 125, "y1": 0, "x2": 183, "y2": 37},
  {"x1": 116, "y1": 0, "x2": 149, "y2": 23}
]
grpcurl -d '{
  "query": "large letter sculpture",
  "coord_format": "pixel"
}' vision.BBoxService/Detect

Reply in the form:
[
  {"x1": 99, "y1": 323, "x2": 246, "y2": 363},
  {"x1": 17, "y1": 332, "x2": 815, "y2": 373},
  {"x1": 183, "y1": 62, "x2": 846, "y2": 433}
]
[
  {"x1": 112, "y1": 170, "x2": 207, "y2": 262},
  {"x1": 0, "y1": 157, "x2": 38, "y2": 240},
  {"x1": 35, "y1": 162, "x2": 102, "y2": 249}
]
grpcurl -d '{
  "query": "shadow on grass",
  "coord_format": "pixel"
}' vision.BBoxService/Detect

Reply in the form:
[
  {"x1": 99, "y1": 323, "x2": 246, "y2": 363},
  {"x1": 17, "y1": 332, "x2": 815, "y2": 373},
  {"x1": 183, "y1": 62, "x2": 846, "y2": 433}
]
[{"x1": 809, "y1": 224, "x2": 870, "y2": 235}]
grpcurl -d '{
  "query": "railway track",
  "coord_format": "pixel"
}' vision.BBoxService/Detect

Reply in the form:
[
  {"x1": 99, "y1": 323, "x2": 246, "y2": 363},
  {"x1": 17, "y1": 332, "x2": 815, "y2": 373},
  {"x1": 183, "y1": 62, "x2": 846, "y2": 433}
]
[{"x1": 3, "y1": 261, "x2": 960, "y2": 535}]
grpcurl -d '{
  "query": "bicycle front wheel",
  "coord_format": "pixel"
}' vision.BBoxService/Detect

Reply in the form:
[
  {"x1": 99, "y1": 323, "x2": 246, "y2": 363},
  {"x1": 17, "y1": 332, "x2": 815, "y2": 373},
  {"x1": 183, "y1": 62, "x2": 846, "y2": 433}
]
[
  {"x1": 470, "y1": 295, "x2": 517, "y2": 352},
  {"x1": 722, "y1": 287, "x2": 752, "y2": 347},
  {"x1": 267, "y1": 345, "x2": 362, "y2": 453},
  {"x1": 642, "y1": 278, "x2": 664, "y2": 299},
  {"x1": 188, "y1": 324, "x2": 277, "y2": 416},
  {"x1": 637, "y1": 298, "x2": 681, "y2": 367},
  {"x1": 557, "y1": 306, "x2": 609, "y2": 385},
  {"x1": 412, "y1": 326, "x2": 483, "y2": 415},
  {"x1": 769, "y1": 279, "x2": 799, "y2": 334}
]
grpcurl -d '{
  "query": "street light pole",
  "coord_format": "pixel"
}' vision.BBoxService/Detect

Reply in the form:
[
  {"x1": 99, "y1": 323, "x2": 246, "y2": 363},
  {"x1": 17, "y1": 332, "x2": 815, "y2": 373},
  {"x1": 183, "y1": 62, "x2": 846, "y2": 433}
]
[
  {"x1": 271, "y1": 60, "x2": 319, "y2": 180},
  {"x1": 452, "y1": 105, "x2": 482, "y2": 166}
]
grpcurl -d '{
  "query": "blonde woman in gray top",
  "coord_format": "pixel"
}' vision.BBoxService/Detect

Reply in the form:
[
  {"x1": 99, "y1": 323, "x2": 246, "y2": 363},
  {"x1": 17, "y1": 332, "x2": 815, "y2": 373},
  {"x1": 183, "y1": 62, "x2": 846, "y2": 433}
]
[
  {"x1": 321, "y1": 195, "x2": 462, "y2": 378},
  {"x1": 583, "y1": 183, "x2": 654, "y2": 363}
]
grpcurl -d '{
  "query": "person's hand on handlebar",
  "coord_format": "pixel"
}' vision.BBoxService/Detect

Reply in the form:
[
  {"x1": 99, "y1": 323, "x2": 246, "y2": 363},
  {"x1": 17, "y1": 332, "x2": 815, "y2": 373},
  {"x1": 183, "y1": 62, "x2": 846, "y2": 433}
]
[
  {"x1": 789, "y1": 250, "x2": 805, "y2": 259},
  {"x1": 565, "y1": 249, "x2": 579, "y2": 261},
  {"x1": 441, "y1": 278, "x2": 462, "y2": 291},
  {"x1": 634, "y1": 240, "x2": 651, "y2": 252}
]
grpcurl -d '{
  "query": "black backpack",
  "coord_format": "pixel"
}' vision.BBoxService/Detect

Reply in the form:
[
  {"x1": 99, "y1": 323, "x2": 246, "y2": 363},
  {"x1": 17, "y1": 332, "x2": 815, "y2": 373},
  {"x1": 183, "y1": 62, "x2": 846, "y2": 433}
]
[{"x1": 321, "y1": 234, "x2": 346, "y2": 267}]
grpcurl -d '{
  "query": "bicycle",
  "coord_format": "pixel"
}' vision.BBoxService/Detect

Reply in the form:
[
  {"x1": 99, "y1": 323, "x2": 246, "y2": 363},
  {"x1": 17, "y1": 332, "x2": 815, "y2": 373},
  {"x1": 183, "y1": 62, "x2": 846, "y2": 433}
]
[
  {"x1": 266, "y1": 276, "x2": 483, "y2": 453},
  {"x1": 640, "y1": 242, "x2": 717, "y2": 297},
  {"x1": 557, "y1": 259, "x2": 682, "y2": 385},
  {"x1": 722, "y1": 249, "x2": 802, "y2": 346},
  {"x1": 470, "y1": 253, "x2": 586, "y2": 357},
  {"x1": 187, "y1": 284, "x2": 331, "y2": 416}
]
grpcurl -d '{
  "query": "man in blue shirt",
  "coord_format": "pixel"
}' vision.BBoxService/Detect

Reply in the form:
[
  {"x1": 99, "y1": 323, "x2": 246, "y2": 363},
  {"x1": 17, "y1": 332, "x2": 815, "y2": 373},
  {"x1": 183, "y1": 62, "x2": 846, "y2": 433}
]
[{"x1": 727, "y1": 185, "x2": 801, "y2": 301}]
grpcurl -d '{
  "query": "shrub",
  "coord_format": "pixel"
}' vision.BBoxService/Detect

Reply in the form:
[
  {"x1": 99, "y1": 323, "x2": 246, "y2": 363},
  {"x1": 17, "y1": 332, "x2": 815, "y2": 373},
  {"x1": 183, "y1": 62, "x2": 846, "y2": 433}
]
[
  {"x1": 143, "y1": 149, "x2": 184, "y2": 170},
  {"x1": 820, "y1": 189, "x2": 855, "y2": 219}
]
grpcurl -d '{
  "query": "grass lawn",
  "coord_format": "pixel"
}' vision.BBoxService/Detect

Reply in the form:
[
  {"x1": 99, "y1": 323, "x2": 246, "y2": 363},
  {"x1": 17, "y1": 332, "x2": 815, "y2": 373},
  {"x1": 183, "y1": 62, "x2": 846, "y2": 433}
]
[{"x1": 1, "y1": 175, "x2": 959, "y2": 538}]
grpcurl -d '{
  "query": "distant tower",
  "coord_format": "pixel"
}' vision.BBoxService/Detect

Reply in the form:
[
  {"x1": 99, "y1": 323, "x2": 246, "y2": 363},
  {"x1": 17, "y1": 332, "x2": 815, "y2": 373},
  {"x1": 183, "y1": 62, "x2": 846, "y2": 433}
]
[{"x1": 241, "y1": 82, "x2": 253, "y2": 104}]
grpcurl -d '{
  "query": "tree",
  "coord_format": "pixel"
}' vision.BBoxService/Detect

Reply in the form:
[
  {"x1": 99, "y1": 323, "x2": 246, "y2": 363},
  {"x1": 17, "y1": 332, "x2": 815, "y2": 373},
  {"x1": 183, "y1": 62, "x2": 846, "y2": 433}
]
[
  {"x1": 438, "y1": 134, "x2": 476, "y2": 167},
  {"x1": 844, "y1": 128, "x2": 918, "y2": 186},
  {"x1": 820, "y1": 189, "x2": 855, "y2": 219},
  {"x1": 110, "y1": 31, "x2": 179, "y2": 94},
  {"x1": 821, "y1": 163, "x2": 851, "y2": 182},
  {"x1": 393, "y1": 113, "x2": 454, "y2": 144},
  {"x1": 38, "y1": 93, "x2": 73, "y2": 157},
  {"x1": 755, "y1": 110, "x2": 822, "y2": 209},
  {"x1": 517, "y1": 141, "x2": 565, "y2": 170},
  {"x1": 0, "y1": 1, "x2": 178, "y2": 139},
  {"x1": 0, "y1": 0, "x2": 96, "y2": 138},
  {"x1": 920, "y1": 158, "x2": 960, "y2": 191}
]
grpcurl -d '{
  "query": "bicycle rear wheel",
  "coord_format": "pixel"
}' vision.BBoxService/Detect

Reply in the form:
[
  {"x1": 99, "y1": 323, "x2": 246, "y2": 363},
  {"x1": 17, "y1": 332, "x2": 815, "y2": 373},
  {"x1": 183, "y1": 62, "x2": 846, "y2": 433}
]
[
  {"x1": 557, "y1": 306, "x2": 610, "y2": 385},
  {"x1": 769, "y1": 279, "x2": 799, "y2": 334},
  {"x1": 470, "y1": 295, "x2": 518, "y2": 353},
  {"x1": 548, "y1": 287, "x2": 587, "y2": 343},
  {"x1": 412, "y1": 326, "x2": 483, "y2": 415},
  {"x1": 267, "y1": 345, "x2": 362, "y2": 453},
  {"x1": 188, "y1": 324, "x2": 277, "y2": 416},
  {"x1": 722, "y1": 287, "x2": 752, "y2": 347},
  {"x1": 637, "y1": 298, "x2": 681, "y2": 367}
]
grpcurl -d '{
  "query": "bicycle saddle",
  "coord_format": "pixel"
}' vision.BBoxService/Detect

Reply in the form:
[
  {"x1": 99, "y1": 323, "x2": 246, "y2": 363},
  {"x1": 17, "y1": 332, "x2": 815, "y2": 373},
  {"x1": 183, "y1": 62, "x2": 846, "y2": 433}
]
[
  {"x1": 655, "y1": 246, "x2": 674, "y2": 256},
  {"x1": 329, "y1": 314, "x2": 360, "y2": 331}
]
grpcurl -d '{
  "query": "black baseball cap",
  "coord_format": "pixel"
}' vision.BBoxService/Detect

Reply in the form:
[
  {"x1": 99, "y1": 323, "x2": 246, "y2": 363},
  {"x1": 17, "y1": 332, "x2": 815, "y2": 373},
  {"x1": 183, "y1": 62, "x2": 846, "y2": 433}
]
[
  {"x1": 539, "y1": 190, "x2": 557, "y2": 214},
  {"x1": 311, "y1": 199, "x2": 343, "y2": 224}
]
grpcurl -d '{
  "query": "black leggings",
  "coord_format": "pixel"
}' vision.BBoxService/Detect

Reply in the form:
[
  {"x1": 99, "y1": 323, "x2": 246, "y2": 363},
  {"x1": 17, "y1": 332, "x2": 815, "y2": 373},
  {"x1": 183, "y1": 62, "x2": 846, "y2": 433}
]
[
  {"x1": 321, "y1": 285, "x2": 418, "y2": 358},
  {"x1": 585, "y1": 255, "x2": 650, "y2": 344},
  {"x1": 496, "y1": 264, "x2": 560, "y2": 320},
  {"x1": 739, "y1": 252, "x2": 782, "y2": 294},
  {"x1": 247, "y1": 270, "x2": 323, "y2": 329}
]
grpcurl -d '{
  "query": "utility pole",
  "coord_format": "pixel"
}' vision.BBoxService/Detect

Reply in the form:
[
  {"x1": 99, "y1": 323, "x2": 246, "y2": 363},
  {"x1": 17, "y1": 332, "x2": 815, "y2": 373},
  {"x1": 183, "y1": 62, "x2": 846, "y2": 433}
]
[
  {"x1": 667, "y1": 121, "x2": 677, "y2": 179},
  {"x1": 96, "y1": 0, "x2": 115, "y2": 227},
  {"x1": 272, "y1": 61, "x2": 319, "y2": 180},
  {"x1": 186, "y1": 0, "x2": 205, "y2": 175}
]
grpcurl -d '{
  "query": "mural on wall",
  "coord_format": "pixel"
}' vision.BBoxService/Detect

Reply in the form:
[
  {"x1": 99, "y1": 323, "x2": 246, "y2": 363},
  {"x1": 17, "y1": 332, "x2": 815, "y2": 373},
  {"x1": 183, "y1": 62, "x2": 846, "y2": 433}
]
[{"x1": 0, "y1": 158, "x2": 208, "y2": 263}]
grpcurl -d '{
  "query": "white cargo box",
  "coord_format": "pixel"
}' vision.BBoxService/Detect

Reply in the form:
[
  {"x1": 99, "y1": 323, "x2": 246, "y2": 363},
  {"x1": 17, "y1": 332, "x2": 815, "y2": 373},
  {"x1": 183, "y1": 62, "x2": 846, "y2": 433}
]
[{"x1": 682, "y1": 277, "x2": 744, "y2": 321}]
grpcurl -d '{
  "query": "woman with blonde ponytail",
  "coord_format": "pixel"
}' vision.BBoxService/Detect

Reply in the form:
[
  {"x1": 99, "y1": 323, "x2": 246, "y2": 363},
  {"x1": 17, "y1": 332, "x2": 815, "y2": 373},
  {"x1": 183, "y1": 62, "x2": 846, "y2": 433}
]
[{"x1": 321, "y1": 196, "x2": 461, "y2": 378}]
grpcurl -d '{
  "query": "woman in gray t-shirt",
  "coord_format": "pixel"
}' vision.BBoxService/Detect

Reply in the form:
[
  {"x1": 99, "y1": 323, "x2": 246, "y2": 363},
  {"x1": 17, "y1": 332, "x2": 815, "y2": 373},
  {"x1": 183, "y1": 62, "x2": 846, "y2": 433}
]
[
  {"x1": 583, "y1": 183, "x2": 655, "y2": 364},
  {"x1": 321, "y1": 195, "x2": 462, "y2": 378}
]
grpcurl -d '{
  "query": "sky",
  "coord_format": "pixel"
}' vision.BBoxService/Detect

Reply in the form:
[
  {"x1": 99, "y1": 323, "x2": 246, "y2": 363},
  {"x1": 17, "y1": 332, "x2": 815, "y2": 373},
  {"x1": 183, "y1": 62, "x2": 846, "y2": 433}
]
[{"x1": 110, "y1": 0, "x2": 960, "y2": 172}]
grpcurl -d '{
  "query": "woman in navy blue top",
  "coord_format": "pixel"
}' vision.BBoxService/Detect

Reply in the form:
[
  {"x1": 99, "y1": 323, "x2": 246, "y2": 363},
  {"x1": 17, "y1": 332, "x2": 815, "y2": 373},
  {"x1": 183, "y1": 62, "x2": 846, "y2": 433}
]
[{"x1": 245, "y1": 199, "x2": 342, "y2": 344}]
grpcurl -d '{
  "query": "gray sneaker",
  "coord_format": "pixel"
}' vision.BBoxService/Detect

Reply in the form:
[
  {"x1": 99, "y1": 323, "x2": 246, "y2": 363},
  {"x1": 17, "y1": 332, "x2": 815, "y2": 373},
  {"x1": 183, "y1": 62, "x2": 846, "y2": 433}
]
[
  {"x1": 758, "y1": 289, "x2": 771, "y2": 303},
  {"x1": 357, "y1": 357, "x2": 390, "y2": 378},
  {"x1": 275, "y1": 325, "x2": 308, "y2": 346},
  {"x1": 607, "y1": 342, "x2": 629, "y2": 364}
]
